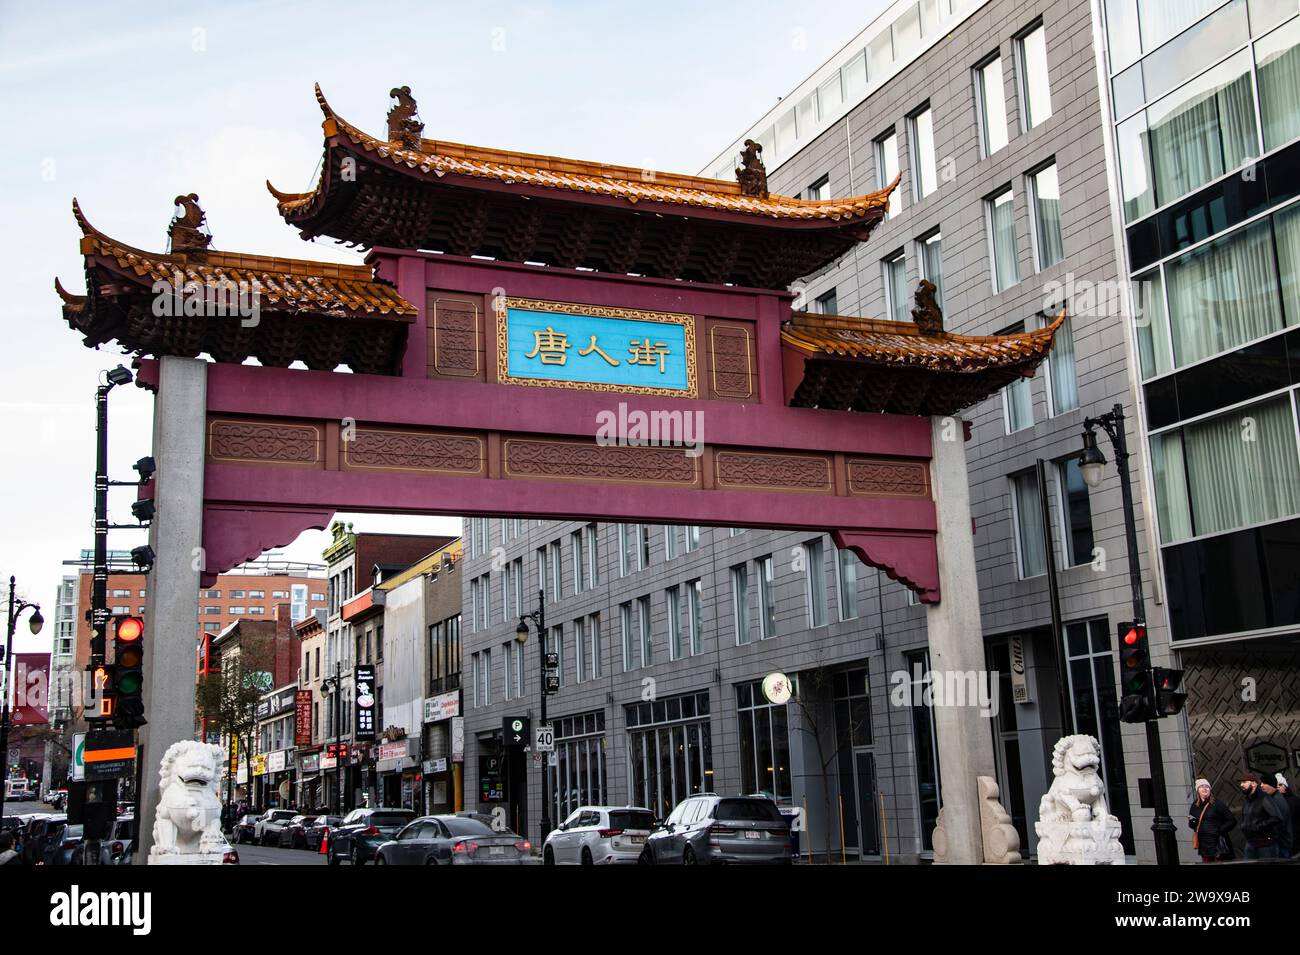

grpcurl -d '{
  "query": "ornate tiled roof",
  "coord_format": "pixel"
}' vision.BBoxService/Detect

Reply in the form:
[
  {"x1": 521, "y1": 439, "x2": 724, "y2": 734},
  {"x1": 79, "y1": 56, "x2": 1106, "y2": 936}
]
[
  {"x1": 268, "y1": 86, "x2": 895, "y2": 288},
  {"x1": 269, "y1": 86, "x2": 897, "y2": 225},
  {"x1": 71, "y1": 199, "x2": 415, "y2": 320},
  {"x1": 59, "y1": 199, "x2": 416, "y2": 374},
  {"x1": 783, "y1": 282, "x2": 1064, "y2": 416}
]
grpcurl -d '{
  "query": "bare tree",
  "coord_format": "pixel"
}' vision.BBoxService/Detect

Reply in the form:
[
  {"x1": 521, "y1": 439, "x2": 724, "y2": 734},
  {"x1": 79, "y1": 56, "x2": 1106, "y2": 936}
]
[
  {"x1": 195, "y1": 637, "x2": 276, "y2": 811},
  {"x1": 789, "y1": 663, "x2": 870, "y2": 864}
]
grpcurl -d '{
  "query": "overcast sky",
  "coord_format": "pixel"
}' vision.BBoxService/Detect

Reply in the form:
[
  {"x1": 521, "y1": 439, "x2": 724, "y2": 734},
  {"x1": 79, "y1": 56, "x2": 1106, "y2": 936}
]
[{"x1": 0, "y1": 0, "x2": 887, "y2": 655}]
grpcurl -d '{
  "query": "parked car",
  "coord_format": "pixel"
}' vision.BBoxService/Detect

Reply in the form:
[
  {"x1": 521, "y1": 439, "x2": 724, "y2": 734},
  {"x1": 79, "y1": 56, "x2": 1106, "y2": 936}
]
[
  {"x1": 639, "y1": 795, "x2": 791, "y2": 865},
  {"x1": 326, "y1": 808, "x2": 416, "y2": 865},
  {"x1": 221, "y1": 836, "x2": 240, "y2": 865},
  {"x1": 100, "y1": 816, "x2": 137, "y2": 865},
  {"x1": 45, "y1": 822, "x2": 83, "y2": 866},
  {"x1": 304, "y1": 815, "x2": 341, "y2": 851},
  {"x1": 233, "y1": 814, "x2": 259, "y2": 844},
  {"x1": 544, "y1": 806, "x2": 655, "y2": 865},
  {"x1": 49, "y1": 790, "x2": 68, "y2": 811},
  {"x1": 278, "y1": 814, "x2": 317, "y2": 849},
  {"x1": 22, "y1": 814, "x2": 62, "y2": 865},
  {"x1": 375, "y1": 815, "x2": 532, "y2": 865},
  {"x1": 254, "y1": 808, "x2": 297, "y2": 845}
]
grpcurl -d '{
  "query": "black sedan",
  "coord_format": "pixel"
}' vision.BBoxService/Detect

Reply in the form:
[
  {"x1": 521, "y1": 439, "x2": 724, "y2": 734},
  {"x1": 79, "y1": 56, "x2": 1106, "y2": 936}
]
[
  {"x1": 375, "y1": 815, "x2": 533, "y2": 865},
  {"x1": 232, "y1": 814, "x2": 259, "y2": 844},
  {"x1": 326, "y1": 808, "x2": 415, "y2": 865},
  {"x1": 305, "y1": 815, "x2": 342, "y2": 851}
]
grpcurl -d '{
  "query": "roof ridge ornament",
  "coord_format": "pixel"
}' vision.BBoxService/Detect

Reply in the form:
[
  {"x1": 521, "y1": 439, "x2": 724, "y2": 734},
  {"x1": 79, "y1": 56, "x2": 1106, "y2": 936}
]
[
  {"x1": 735, "y1": 139, "x2": 768, "y2": 198},
  {"x1": 387, "y1": 85, "x2": 424, "y2": 151},
  {"x1": 168, "y1": 193, "x2": 212, "y2": 260},
  {"x1": 912, "y1": 279, "x2": 945, "y2": 337}
]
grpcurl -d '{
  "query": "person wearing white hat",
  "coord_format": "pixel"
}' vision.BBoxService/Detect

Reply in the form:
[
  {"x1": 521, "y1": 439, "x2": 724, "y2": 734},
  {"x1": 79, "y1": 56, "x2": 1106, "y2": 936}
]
[
  {"x1": 1186, "y1": 778, "x2": 1236, "y2": 863},
  {"x1": 1277, "y1": 774, "x2": 1300, "y2": 858}
]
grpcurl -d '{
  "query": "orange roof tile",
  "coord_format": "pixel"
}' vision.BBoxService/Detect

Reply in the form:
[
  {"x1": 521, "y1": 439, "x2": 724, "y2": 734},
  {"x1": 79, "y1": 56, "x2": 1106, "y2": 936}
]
[
  {"x1": 268, "y1": 85, "x2": 899, "y2": 224},
  {"x1": 782, "y1": 310, "x2": 1063, "y2": 374},
  {"x1": 69, "y1": 199, "x2": 416, "y2": 320}
]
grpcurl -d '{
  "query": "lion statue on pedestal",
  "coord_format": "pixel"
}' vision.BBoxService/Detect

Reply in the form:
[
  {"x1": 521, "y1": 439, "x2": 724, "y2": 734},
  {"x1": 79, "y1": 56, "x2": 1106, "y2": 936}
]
[
  {"x1": 149, "y1": 740, "x2": 226, "y2": 864},
  {"x1": 1034, "y1": 734, "x2": 1126, "y2": 864}
]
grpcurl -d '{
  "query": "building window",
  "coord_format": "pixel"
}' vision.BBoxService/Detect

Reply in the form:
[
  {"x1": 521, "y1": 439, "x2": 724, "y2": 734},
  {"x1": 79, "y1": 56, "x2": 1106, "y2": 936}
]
[
  {"x1": 588, "y1": 614, "x2": 602, "y2": 680},
  {"x1": 203, "y1": 590, "x2": 221, "y2": 599},
  {"x1": 805, "y1": 538, "x2": 827, "y2": 627},
  {"x1": 547, "y1": 711, "x2": 608, "y2": 825},
  {"x1": 903, "y1": 650, "x2": 941, "y2": 852},
  {"x1": 626, "y1": 692, "x2": 713, "y2": 818},
  {"x1": 550, "y1": 541, "x2": 562, "y2": 601},
  {"x1": 806, "y1": 174, "x2": 829, "y2": 201},
  {"x1": 814, "y1": 289, "x2": 838, "y2": 315},
  {"x1": 574, "y1": 617, "x2": 586, "y2": 683},
  {"x1": 638, "y1": 596, "x2": 653, "y2": 667},
  {"x1": 1029, "y1": 162, "x2": 1063, "y2": 269},
  {"x1": 586, "y1": 523, "x2": 601, "y2": 586},
  {"x1": 1016, "y1": 23, "x2": 1052, "y2": 129},
  {"x1": 757, "y1": 555, "x2": 776, "y2": 640},
  {"x1": 883, "y1": 251, "x2": 908, "y2": 322},
  {"x1": 730, "y1": 564, "x2": 752, "y2": 645},
  {"x1": 249, "y1": 590, "x2": 265, "y2": 599},
  {"x1": 1045, "y1": 313, "x2": 1079, "y2": 414},
  {"x1": 112, "y1": 589, "x2": 131, "y2": 598},
  {"x1": 975, "y1": 54, "x2": 1009, "y2": 155},
  {"x1": 876, "y1": 130, "x2": 901, "y2": 217},
  {"x1": 918, "y1": 230, "x2": 944, "y2": 309},
  {"x1": 685, "y1": 525, "x2": 701, "y2": 552},
  {"x1": 501, "y1": 641, "x2": 514, "y2": 700},
  {"x1": 664, "y1": 526, "x2": 679, "y2": 560},
  {"x1": 737, "y1": 681, "x2": 793, "y2": 803},
  {"x1": 986, "y1": 186, "x2": 1019, "y2": 292},
  {"x1": 1011, "y1": 470, "x2": 1047, "y2": 578},
  {"x1": 620, "y1": 602, "x2": 634, "y2": 672},
  {"x1": 248, "y1": 606, "x2": 265, "y2": 615},
  {"x1": 537, "y1": 545, "x2": 548, "y2": 595},
  {"x1": 688, "y1": 579, "x2": 703, "y2": 655},
  {"x1": 619, "y1": 524, "x2": 636, "y2": 577},
  {"x1": 1058, "y1": 458, "x2": 1096, "y2": 567},
  {"x1": 1001, "y1": 323, "x2": 1034, "y2": 432},
  {"x1": 572, "y1": 530, "x2": 586, "y2": 593},
  {"x1": 230, "y1": 590, "x2": 245, "y2": 599},
  {"x1": 1149, "y1": 395, "x2": 1300, "y2": 543},
  {"x1": 1064, "y1": 618, "x2": 1135, "y2": 853},
  {"x1": 1258, "y1": 16, "x2": 1300, "y2": 151},
  {"x1": 908, "y1": 106, "x2": 937, "y2": 200},
  {"x1": 837, "y1": 548, "x2": 860, "y2": 620},
  {"x1": 229, "y1": 607, "x2": 245, "y2": 615},
  {"x1": 204, "y1": 607, "x2": 221, "y2": 615},
  {"x1": 667, "y1": 587, "x2": 683, "y2": 660}
]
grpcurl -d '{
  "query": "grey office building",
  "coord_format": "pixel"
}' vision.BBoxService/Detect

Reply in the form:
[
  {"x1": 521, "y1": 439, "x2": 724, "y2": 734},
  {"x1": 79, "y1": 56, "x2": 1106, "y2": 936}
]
[{"x1": 461, "y1": 0, "x2": 1300, "y2": 863}]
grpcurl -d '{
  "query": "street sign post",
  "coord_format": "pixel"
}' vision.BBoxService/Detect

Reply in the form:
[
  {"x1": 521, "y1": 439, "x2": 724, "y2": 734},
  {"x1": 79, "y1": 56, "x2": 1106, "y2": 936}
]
[
  {"x1": 84, "y1": 730, "x2": 135, "y2": 781},
  {"x1": 534, "y1": 723, "x2": 555, "y2": 753},
  {"x1": 71, "y1": 733, "x2": 86, "y2": 782}
]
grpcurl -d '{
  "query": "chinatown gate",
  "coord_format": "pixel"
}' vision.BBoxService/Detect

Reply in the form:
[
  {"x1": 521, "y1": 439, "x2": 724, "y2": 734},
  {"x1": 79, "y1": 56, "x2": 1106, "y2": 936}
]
[{"x1": 58, "y1": 87, "x2": 1061, "y2": 864}]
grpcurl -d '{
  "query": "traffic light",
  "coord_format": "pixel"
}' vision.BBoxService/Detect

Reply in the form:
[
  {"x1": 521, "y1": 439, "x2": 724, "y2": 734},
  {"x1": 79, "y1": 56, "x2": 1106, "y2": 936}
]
[
  {"x1": 112, "y1": 615, "x2": 147, "y2": 729},
  {"x1": 1117, "y1": 621, "x2": 1155, "y2": 723},
  {"x1": 1152, "y1": 667, "x2": 1187, "y2": 717}
]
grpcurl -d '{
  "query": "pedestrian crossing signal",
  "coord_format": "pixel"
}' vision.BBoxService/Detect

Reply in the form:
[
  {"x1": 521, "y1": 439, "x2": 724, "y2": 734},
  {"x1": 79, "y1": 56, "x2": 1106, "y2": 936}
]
[{"x1": 1153, "y1": 667, "x2": 1187, "y2": 717}]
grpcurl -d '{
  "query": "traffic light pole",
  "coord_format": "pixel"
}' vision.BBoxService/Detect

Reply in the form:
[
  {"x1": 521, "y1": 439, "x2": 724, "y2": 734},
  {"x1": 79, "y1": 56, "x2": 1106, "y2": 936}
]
[{"x1": 1086, "y1": 404, "x2": 1179, "y2": 866}]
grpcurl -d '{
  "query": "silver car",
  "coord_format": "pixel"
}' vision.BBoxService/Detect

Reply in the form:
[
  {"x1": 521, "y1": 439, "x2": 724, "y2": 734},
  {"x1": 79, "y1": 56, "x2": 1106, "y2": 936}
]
[
  {"x1": 543, "y1": 806, "x2": 655, "y2": 865},
  {"x1": 639, "y1": 795, "x2": 792, "y2": 865}
]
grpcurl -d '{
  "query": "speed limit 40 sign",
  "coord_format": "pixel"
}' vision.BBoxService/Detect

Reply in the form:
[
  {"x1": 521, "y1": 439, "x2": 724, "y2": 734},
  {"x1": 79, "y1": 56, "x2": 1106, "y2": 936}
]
[{"x1": 534, "y1": 724, "x2": 555, "y2": 753}]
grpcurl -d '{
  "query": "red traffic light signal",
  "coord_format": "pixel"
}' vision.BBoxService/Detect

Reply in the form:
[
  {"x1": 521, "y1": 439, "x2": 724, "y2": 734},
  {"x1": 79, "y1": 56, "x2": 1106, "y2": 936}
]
[
  {"x1": 112, "y1": 616, "x2": 147, "y2": 729},
  {"x1": 1117, "y1": 621, "x2": 1155, "y2": 723}
]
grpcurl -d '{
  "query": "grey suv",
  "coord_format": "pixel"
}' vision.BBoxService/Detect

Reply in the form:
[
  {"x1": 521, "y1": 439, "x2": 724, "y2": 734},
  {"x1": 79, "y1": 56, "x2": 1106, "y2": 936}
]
[{"x1": 640, "y1": 795, "x2": 792, "y2": 865}]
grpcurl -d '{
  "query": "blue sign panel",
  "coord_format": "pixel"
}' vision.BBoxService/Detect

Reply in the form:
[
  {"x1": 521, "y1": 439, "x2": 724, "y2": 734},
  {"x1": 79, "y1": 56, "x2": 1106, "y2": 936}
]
[{"x1": 498, "y1": 300, "x2": 696, "y2": 397}]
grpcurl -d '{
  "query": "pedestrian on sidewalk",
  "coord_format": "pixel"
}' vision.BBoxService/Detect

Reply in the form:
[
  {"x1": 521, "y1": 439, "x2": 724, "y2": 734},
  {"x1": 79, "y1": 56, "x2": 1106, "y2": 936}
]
[
  {"x1": 1277, "y1": 774, "x2": 1300, "y2": 857},
  {"x1": 1187, "y1": 778, "x2": 1235, "y2": 863},
  {"x1": 1260, "y1": 774, "x2": 1293, "y2": 857},
  {"x1": 1238, "y1": 771, "x2": 1285, "y2": 860}
]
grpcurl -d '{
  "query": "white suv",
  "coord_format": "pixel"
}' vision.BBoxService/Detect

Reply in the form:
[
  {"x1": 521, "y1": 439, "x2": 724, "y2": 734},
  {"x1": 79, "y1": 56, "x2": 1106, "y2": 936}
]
[
  {"x1": 543, "y1": 806, "x2": 656, "y2": 865},
  {"x1": 254, "y1": 809, "x2": 297, "y2": 845}
]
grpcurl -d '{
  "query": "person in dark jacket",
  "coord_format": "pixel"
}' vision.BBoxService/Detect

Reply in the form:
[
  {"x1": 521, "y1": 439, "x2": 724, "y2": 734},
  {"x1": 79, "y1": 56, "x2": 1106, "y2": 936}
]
[
  {"x1": 1260, "y1": 776, "x2": 1293, "y2": 856},
  {"x1": 1277, "y1": 775, "x2": 1300, "y2": 858},
  {"x1": 1187, "y1": 778, "x2": 1236, "y2": 863},
  {"x1": 1239, "y1": 771, "x2": 1286, "y2": 859},
  {"x1": 0, "y1": 832, "x2": 22, "y2": 865}
]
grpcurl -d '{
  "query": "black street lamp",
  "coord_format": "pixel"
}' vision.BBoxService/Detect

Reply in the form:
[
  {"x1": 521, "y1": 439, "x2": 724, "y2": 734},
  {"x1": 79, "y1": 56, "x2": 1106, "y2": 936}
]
[
  {"x1": 320, "y1": 662, "x2": 346, "y2": 813},
  {"x1": 1, "y1": 576, "x2": 44, "y2": 821},
  {"x1": 1076, "y1": 402, "x2": 1179, "y2": 867},
  {"x1": 516, "y1": 589, "x2": 550, "y2": 844}
]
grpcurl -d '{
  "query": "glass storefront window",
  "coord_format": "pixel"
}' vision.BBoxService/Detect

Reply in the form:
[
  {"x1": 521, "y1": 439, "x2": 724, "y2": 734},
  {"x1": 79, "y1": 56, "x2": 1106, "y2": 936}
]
[
  {"x1": 737, "y1": 681, "x2": 793, "y2": 803},
  {"x1": 626, "y1": 692, "x2": 712, "y2": 818}
]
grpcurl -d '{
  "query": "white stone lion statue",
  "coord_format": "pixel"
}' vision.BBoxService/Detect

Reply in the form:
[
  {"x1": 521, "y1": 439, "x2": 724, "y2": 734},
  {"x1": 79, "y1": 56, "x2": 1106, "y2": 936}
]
[
  {"x1": 1034, "y1": 734, "x2": 1125, "y2": 864},
  {"x1": 149, "y1": 740, "x2": 226, "y2": 864}
]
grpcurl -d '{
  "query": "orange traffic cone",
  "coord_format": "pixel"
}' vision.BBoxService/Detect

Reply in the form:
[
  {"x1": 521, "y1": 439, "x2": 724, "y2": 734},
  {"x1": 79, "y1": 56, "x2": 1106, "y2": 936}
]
[{"x1": 319, "y1": 830, "x2": 329, "y2": 855}]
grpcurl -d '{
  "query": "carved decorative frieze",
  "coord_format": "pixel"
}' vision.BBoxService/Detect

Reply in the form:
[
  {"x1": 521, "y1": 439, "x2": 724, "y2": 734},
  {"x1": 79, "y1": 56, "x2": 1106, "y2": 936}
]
[
  {"x1": 345, "y1": 429, "x2": 484, "y2": 474},
  {"x1": 709, "y1": 324, "x2": 754, "y2": 400},
  {"x1": 207, "y1": 420, "x2": 320, "y2": 465},
  {"x1": 431, "y1": 298, "x2": 481, "y2": 377},
  {"x1": 504, "y1": 439, "x2": 698, "y2": 485},
  {"x1": 714, "y1": 450, "x2": 831, "y2": 492},
  {"x1": 847, "y1": 459, "x2": 930, "y2": 497}
]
